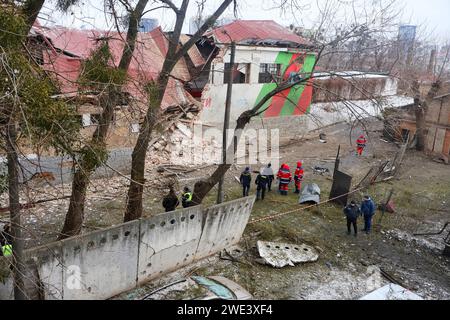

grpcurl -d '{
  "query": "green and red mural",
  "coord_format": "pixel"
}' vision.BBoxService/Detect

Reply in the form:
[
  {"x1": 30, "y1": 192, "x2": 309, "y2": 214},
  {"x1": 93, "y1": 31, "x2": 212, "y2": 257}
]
[{"x1": 255, "y1": 52, "x2": 316, "y2": 118}]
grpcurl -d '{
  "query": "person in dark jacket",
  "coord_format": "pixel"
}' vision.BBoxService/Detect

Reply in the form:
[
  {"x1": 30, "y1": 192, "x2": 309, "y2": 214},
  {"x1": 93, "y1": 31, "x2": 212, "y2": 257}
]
[
  {"x1": 261, "y1": 163, "x2": 274, "y2": 192},
  {"x1": 255, "y1": 173, "x2": 269, "y2": 201},
  {"x1": 240, "y1": 167, "x2": 252, "y2": 197},
  {"x1": 162, "y1": 187, "x2": 180, "y2": 212},
  {"x1": 343, "y1": 201, "x2": 361, "y2": 236},
  {"x1": 181, "y1": 187, "x2": 193, "y2": 208},
  {"x1": 361, "y1": 195, "x2": 376, "y2": 233}
]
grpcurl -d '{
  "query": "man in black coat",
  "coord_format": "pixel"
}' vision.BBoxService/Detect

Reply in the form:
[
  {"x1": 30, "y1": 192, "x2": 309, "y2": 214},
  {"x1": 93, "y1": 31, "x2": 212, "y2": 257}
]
[
  {"x1": 239, "y1": 167, "x2": 252, "y2": 197},
  {"x1": 255, "y1": 173, "x2": 269, "y2": 201},
  {"x1": 343, "y1": 201, "x2": 361, "y2": 237},
  {"x1": 162, "y1": 187, "x2": 180, "y2": 212}
]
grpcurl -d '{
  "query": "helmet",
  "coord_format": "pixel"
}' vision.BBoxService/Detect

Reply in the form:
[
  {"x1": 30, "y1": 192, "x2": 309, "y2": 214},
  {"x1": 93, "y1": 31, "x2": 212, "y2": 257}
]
[{"x1": 297, "y1": 161, "x2": 303, "y2": 167}]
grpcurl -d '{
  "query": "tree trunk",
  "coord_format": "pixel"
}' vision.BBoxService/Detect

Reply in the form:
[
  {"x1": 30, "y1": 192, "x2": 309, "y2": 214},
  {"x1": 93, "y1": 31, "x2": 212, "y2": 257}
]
[
  {"x1": 192, "y1": 112, "x2": 252, "y2": 204},
  {"x1": 124, "y1": 80, "x2": 167, "y2": 222},
  {"x1": 414, "y1": 99, "x2": 427, "y2": 151},
  {"x1": 6, "y1": 123, "x2": 27, "y2": 300},
  {"x1": 58, "y1": 90, "x2": 117, "y2": 239},
  {"x1": 413, "y1": 81, "x2": 441, "y2": 152},
  {"x1": 58, "y1": 1, "x2": 149, "y2": 238},
  {"x1": 23, "y1": 0, "x2": 45, "y2": 33}
]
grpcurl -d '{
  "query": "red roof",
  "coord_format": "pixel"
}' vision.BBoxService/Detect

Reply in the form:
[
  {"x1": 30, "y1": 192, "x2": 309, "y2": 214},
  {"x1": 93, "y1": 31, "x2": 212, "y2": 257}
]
[
  {"x1": 32, "y1": 25, "x2": 194, "y2": 108},
  {"x1": 208, "y1": 20, "x2": 311, "y2": 46}
]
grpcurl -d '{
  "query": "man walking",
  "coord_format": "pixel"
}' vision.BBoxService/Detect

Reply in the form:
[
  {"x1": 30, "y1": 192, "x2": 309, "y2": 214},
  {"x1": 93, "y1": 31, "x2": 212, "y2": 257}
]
[
  {"x1": 343, "y1": 201, "x2": 361, "y2": 237},
  {"x1": 361, "y1": 195, "x2": 376, "y2": 233},
  {"x1": 240, "y1": 167, "x2": 252, "y2": 197},
  {"x1": 255, "y1": 172, "x2": 269, "y2": 201},
  {"x1": 261, "y1": 163, "x2": 274, "y2": 192}
]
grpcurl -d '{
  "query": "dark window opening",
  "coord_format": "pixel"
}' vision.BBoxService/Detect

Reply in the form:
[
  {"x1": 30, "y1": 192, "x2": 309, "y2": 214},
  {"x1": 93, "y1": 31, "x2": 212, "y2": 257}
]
[
  {"x1": 259, "y1": 63, "x2": 282, "y2": 83},
  {"x1": 224, "y1": 63, "x2": 250, "y2": 84}
]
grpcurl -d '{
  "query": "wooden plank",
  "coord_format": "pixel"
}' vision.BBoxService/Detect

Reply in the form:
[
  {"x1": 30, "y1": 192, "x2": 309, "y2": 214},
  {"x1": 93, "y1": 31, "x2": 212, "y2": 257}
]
[
  {"x1": 434, "y1": 128, "x2": 446, "y2": 153},
  {"x1": 426, "y1": 126, "x2": 437, "y2": 151}
]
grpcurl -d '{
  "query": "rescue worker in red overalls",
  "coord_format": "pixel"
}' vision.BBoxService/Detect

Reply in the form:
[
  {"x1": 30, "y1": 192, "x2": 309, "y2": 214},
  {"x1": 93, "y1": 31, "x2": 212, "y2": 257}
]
[
  {"x1": 356, "y1": 135, "x2": 367, "y2": 156},
  {"x1": 294, "y1": 161, "x2": 304, "y2": 194},
  {"x1": 277, "y1": 164, "x2": 292, "y2": 196}
]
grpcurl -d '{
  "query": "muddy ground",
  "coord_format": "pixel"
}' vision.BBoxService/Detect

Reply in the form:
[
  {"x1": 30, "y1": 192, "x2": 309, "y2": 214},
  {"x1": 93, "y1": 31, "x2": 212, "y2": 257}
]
[
  {"x1": 115, "y1": 119, "x2": 450, "y2": 300},
  {"x1": 1, "y1": 118, "x2": 449, "y2": 300}
]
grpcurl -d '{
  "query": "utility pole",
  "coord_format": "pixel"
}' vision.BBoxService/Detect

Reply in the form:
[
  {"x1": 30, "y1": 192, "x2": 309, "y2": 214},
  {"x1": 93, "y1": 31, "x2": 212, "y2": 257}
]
[
  {"x1": 217, "y1": 42, "x2": 236, "y2": 204},
  {"x1": 6, "y1": 123, "x2": 27, "y2": 300}
]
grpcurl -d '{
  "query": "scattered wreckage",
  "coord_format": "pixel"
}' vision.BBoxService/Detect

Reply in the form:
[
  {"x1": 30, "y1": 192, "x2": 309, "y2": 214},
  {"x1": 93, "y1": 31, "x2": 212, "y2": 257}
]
[{"x1": 256, "y1": 241, "x2": 319, "y2": 268}]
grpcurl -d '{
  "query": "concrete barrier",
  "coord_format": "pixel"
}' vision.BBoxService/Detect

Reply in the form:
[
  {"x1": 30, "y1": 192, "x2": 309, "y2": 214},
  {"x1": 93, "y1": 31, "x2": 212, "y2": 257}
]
[
  {"x1": 0, "y1": 196, "x2": 255, "y2": 300},
  {"x1": 195, "y1": 196, "x2": 255, "y2": 260},
  {"x1": 61, "y1": 220, "x2": 140, "y2": 300},
  {"x1": 137, "y1": 206, "x2": 203, "y2": 285}
]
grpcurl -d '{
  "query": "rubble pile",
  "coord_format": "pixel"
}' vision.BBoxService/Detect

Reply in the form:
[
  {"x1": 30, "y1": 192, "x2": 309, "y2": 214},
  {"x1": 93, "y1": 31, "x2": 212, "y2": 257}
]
[{"x1": 146, "y1": 104, "x2": 221, "y2": 168}]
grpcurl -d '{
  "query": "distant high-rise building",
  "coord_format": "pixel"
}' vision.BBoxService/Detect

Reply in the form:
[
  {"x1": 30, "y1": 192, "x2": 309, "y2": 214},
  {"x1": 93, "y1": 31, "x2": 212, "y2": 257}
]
[
  {"x1": 139, "y1": 18, "x2": 159, "y2": 32},
  {"x1": 398, "y1": 25, "x2": 417, "y2": 64},
  {"x1": 398, "y1": 25, "x2": 416, "y2": 44}
]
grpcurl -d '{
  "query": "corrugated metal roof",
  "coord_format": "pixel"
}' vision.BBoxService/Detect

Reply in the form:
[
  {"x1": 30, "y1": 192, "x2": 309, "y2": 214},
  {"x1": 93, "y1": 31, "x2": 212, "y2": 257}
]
[
  {"x1": 32, "y1": 26, "x2": 194, "y2": 108},
  {"x1": 208, "y1": 20, "x2": 311, "y2": 46}
]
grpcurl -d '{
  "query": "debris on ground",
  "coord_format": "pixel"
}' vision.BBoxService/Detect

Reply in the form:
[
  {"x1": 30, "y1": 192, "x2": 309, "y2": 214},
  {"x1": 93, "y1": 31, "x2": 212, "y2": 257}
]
[
  {"x1": 256, "y1": 241, "x2": 319, "y2": 268},
  {"x1": 312, "y1": 166, "x2": 330, "y2": 175},
  {"x1": 299, "y1": 184, "x2": 321, "y2": 204}
]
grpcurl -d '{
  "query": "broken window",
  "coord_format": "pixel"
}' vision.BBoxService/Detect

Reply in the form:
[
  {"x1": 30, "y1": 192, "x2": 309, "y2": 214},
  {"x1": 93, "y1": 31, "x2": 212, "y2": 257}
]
[
  {"x1": 224, "y1": 63, "x2": 250, "y2": 84},
  {"x1": 259, "y1": 63, "x2": 282, "y2": 83}
]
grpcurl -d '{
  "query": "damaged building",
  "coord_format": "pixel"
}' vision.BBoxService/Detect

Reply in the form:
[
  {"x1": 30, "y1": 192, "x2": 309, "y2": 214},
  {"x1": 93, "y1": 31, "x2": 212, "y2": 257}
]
[
  {"x1": 27, "y1": 24, "x2": 202, "y2": 150},
  {"x1": 19, "y1": 20, "x2": 414, "y2": 175},
  {"x1": 190, "y1": 20, "x2": 411, "y2": 137}
]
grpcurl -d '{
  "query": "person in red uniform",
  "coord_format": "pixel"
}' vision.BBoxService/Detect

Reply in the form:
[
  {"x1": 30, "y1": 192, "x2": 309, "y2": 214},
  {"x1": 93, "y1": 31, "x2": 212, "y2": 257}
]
[
  {"x1": 294, "y1": 161, "x2": 304, "y2": 194},
  {"x1": 277, "y1": 164, "x2": 292, "y2": 196},
  {"x1": 356, "y1": 135, "x2": 367, "y2": 156}
]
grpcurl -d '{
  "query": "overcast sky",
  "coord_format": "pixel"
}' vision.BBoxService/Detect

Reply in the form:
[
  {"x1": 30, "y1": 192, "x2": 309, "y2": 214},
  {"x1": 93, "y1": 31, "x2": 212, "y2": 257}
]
[{"x1": 40, "y1": 0, "x2": 450, "y2": 41}]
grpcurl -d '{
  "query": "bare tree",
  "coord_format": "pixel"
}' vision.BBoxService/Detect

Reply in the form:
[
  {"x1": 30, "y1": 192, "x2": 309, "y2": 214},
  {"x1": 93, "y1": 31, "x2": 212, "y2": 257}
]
[
  {"x1": 0, "y1": 0, "x2": 81, "y2": 299},
  {"x1": 124, "y1": 0, "x2": 235, "y2": 222}
]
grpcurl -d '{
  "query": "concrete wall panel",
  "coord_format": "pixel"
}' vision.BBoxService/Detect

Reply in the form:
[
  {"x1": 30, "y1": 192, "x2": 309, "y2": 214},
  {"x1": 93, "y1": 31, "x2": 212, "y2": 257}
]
[
  {"x1": 25, "y1": 242, "x2": 64, "y2": 300},
  {"x1": 61, "y1": 220, "x2": 140, "y2": 300},
  {"x1": 195, "y1": 196, "x2": 255, "y2": 260},
  {"x1": 137, "y1": 206, "x2": 204, "y2": 284}
]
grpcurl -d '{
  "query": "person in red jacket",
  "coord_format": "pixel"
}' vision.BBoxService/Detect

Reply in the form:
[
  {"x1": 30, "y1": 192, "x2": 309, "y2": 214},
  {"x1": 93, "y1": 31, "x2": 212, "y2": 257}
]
[
  {"x1": 277, "y1": 164, "x2": 292, "y2": 196},
  {"x1": 294, "y1": 161, "x2": 304, "y2": 194},
  {"x1": 356, "y1": 135, "x2": 367, "y2": 156}
]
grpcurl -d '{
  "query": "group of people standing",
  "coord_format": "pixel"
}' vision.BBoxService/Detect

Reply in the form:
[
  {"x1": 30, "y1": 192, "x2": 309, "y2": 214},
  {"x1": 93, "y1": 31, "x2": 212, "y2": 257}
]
[
  {"x1": 343, "y1": 196, "x2": 376, "y2": 236},
  {"x1": 162, "y1": 186, "x2": 194, "y2": 212},
  {"x1": 239, "y1": 161, "x2": 305, "y2": 200}
]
